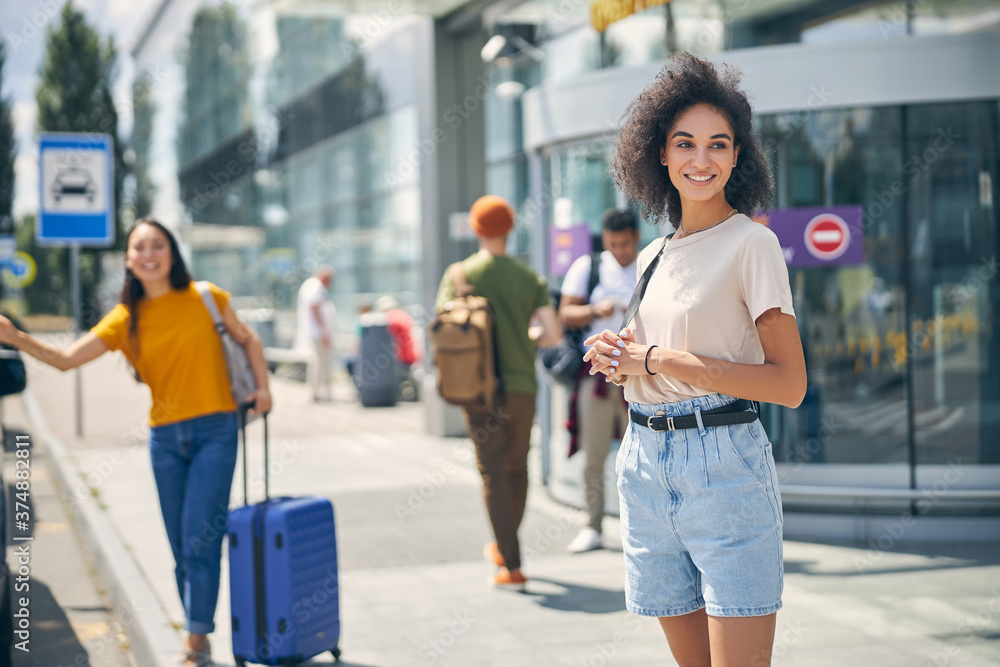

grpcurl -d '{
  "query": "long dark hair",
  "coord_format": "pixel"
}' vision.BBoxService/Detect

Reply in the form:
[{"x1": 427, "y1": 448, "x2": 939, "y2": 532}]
[
  {"x1": 121, "y1": 218, "x2": 192, "y2": 371},
  {"x1": 613, "y1": 52, "x2": 773, "y2": 226}
]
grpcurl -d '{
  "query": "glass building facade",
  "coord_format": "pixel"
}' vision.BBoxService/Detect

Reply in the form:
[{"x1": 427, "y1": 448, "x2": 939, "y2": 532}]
[
  {"x1": 484, "y1": 0, "x2": 1000, "y2": 537},
  {"x1": 757, "y1": 101, "x2": 1000, "y2": 469},
  {"x1": 131, "y1": 2, "x2": 432, "y2": 342},
  {"x1": 128, "y1": 0, "x2": 1000, "y2": 537}
]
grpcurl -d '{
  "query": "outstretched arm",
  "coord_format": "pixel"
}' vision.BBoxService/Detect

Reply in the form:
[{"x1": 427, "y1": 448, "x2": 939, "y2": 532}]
[{"x1": 0, "y1": 316, "x2": 109, "y2": 372}]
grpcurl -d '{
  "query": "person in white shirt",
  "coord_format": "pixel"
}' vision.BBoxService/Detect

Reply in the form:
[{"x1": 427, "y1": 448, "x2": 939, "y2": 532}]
[
  {"x1": 296, "y1": 266, "x2": 336, "y2": 402},
  {"x1": 559, "y1": 209, "x2": 640, "y2": 553},
  {"x1": 585, "y1": 53, "x2": 806, "y2": 666}
]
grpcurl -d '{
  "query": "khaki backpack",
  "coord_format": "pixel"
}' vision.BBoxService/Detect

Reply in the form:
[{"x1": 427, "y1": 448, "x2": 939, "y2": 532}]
[{"x1": 429, "y1": 262, "x2": 501, "y2": 409}]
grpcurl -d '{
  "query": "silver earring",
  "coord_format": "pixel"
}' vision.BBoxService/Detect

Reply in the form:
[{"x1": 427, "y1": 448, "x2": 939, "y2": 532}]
[{"x1": 661, "y1": 161, "x2": 667, "y2": 166}]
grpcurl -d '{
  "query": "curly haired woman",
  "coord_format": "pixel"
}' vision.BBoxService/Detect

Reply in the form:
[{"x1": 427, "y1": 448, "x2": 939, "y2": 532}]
[{"x1": 585, "y1": 53, "x2": 806, "y2": 666}]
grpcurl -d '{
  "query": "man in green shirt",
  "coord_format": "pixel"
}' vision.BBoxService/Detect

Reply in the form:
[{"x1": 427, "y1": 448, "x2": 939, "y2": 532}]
[{"x1": 436, "y1": 195, "x2": 562, "y2": 590}]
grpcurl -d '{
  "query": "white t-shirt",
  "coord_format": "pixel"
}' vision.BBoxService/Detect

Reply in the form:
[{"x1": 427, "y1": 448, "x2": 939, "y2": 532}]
[
  {"x1": 296, "y1": 277, "x2": 335, "y2": 344},
  {"x1": 561, "y1": 250, "x2": 638, "y2": 349},
  {"x1": 624, "y1": 214, "x2": 795, "y2": 405}
]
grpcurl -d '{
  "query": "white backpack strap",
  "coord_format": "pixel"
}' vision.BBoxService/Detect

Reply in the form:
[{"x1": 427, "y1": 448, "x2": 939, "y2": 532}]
[{"x1": 195, "y1": 281, "x2": 225, "y2": 332}]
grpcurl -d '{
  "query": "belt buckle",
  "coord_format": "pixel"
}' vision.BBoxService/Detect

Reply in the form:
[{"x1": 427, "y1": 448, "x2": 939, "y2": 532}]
[{"x1": 647, "y1": 411, "x2": 671, "y2": 431}]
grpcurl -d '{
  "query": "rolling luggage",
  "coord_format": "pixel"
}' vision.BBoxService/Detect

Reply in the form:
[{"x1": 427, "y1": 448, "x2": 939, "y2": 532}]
[
  {"x1": 228, "y1": 411, "x2": 341, "y2": 665},
  {"x1": 353, "y1": 315, "x2": 399, "y2": 407}
]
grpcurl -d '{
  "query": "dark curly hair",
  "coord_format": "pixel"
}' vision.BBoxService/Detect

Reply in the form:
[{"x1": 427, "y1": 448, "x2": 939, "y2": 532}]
[{"x1": 613, "y1": 52, "x2": 773, "y2": 226}]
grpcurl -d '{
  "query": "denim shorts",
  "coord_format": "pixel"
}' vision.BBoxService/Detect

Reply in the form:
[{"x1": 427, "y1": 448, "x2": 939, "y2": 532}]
[{"x1": 616, "y1": 394, "x2": 783, "y2": 618}]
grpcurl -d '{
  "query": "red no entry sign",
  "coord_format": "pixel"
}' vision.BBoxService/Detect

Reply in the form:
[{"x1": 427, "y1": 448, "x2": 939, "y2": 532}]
[
  {"x1": 768, "y1": 205, "x2": 863, "y2": 267},
  {"x1": 804, "y1": 214, "x2": 851, "y2": 260}
]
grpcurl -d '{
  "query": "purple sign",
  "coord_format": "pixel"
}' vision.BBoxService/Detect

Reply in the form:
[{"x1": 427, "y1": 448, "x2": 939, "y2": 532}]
[
  {"x1": 549, "y1": 224, "x2": 591, "y2": 277},
  {"x1": 765, "y1": 205, "x2": 864, "y2": 267}
]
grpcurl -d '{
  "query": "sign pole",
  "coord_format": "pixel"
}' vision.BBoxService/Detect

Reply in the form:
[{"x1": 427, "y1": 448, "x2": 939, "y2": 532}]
[
  {"x1": 38, "y1": 133, "x2": 116, "y2": 437},
  {"x1": 71, "y1": 243, "x2": 83, "y2": 437}
]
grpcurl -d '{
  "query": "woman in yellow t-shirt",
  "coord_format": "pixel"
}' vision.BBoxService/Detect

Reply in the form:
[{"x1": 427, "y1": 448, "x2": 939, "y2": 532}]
[{"x1": 0, "y1": 218, "x2": 271, "y2": 667}]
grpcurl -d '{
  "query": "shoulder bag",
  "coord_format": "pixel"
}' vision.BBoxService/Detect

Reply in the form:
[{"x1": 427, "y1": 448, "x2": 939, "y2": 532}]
[
  {"x1": 539, "y1": 252, "x2": 601, "y2": 386},
  {"x1": 195, "y1": 282, "x2": 259, "y2": 418}
]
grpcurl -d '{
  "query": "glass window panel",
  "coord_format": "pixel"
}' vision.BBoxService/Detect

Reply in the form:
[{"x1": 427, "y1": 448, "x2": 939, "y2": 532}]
[
  {"x1": 603, "y1": 10, "x2": 668, "y2": 68},
  {"x1": 178, "y1": 5, "x2": 253, "y2": 166},
  {"x1": 801, "y1": 0, "x2": 999, "y2": 44},
  {"x1": 759, "y1": 106, "x2": 909, "y2": 465},
  {"x1": 664, "y1": 0, "x2": 726, "y2": 55},
  {"x1": 485, "y1": 66, "x2": 523, "y2": 161},
  {"x1": 277, "y1": 104, "x2": 421, "y2": 325},
  {"x1": 541, "y1": 27, "x2": 600, "y2": 85},
  {"x1": 911, "y1": 0, "x2": 1000, "y2": 37},
  {"x1": 543, "y1": 141, "x2": 661, "y2": 272},
  {"x1": 906, "y1": 101, "x2": 1000, "y2": 464},
  {"x1": 551, "y1": 142, "x2": 617, "y2": 235},
  {"x1": 376, "y1": 107, "x2": 420, "y2": 191},
  {"x1": 288, "y1": 151, "x2": 323, "y2": 213},
  {"x1": 270, "y1": 16, "x2": 351, "y2": 109},
  {"x1": 802, "y1": 2, "x2": 910, "y2": 44},
  {"x1": 486, "y1": 157, "x2": 530, "y2": 258}
]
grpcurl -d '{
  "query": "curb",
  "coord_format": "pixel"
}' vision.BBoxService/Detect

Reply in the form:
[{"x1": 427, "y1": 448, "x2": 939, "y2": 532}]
[{"x1": 22, "y1": 389, "x2": 179, "y2": 667}]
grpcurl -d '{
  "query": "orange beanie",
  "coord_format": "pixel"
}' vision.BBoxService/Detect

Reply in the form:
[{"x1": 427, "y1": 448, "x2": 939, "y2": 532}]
[{"x1": 469, "y1": 195, "x2": 515, "y2": 237}]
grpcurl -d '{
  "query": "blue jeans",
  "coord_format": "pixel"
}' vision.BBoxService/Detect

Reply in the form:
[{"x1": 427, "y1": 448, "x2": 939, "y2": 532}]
[{"x1": 149, "y1": 411, "x2": 238, "y2": 634}]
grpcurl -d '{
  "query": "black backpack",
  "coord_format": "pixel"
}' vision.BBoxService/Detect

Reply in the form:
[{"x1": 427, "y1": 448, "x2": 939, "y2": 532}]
[{"x1": 539, "y1": 253, "x2": 601, "y2": 387}]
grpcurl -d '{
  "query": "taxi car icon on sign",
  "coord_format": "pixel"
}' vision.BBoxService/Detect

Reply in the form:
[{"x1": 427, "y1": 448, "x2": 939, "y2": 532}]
[{"x1": 51, "y1": 167, "x2": 97, "y2": 204}]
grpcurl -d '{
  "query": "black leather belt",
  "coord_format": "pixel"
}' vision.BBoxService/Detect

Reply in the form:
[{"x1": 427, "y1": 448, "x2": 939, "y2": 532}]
[{"x1": 630, "y1": 399, "x2": 759, "y2": 432}]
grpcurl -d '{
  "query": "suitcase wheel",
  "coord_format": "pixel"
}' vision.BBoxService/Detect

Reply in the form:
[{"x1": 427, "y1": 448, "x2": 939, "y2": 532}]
[
  {"x1": 331, "y1": 645, "x2": 341, "y2": 662},
  {"x1": 235, "y1": 658, "x2": 247, "y2": 667}
]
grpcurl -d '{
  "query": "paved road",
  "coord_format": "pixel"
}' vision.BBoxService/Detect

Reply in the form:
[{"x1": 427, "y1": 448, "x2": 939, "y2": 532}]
[
  {"x1": 23, "y1": 340, "x2": 1000, "y2": 667},
  {"x1": 3, "y1": 394, "x2": 135, "y2": 667}
]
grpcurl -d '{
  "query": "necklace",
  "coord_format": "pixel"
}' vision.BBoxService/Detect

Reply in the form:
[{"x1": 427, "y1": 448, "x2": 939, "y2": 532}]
[{"x1": 677, "y1": 208, "x2": 737, "y2": 236}]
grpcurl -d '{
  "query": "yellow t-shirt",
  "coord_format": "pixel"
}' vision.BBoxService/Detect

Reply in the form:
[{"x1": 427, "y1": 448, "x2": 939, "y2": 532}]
[{"x1": 91, "y1": 281, "x2": 238, "y2": 426}]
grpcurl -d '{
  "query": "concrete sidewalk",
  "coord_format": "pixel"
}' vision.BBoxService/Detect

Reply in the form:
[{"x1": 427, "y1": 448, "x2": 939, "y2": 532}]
[{"x1": 23, "y1": 342, "x2": 1000, "y2": 667}]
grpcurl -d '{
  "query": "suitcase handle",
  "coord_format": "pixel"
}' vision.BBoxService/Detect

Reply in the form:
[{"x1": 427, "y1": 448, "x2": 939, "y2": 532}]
[{"x1": 238, "y1": 405, "x2": 268, "y2": 505}]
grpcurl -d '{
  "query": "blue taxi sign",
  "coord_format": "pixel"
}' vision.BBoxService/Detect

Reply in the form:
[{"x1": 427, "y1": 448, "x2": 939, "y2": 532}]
[{"x1": 38, "y1": 133, "x2": 115, "y2": 247}]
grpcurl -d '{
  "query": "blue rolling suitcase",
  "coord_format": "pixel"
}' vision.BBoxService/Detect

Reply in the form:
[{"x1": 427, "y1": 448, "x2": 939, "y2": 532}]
[{"x1": 229, "y1": 412, "x2": 341, "y2": 665}]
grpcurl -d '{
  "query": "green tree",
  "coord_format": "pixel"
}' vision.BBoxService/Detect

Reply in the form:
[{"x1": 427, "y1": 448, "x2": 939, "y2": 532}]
[
  {"x1": 0, "y1": 40, "x2": 15, "y2": 234},
  {"x1": 16, "y1": 214, "x2": 69, "y2": 317},
  {"x1": 130, "y1": 71, "x2": 156, "y2": 217},
  {"x1": 33, "y1": 1, "x2": 125, "y2": 326},
  {"x1": 1, "y1": 40, "x2": 18, "y2": 306}
]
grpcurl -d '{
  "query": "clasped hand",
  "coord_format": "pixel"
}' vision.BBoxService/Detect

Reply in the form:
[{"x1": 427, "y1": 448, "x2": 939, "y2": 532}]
[{"x1": 583, "y1": 328, "x2": 653, "y2": 379}]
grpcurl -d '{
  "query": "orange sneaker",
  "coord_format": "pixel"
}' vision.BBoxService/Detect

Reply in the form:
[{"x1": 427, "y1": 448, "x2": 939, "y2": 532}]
[
  {"x1": 489, "y1": 567, "x2": 527, "y2": 591},
  {"x1": 484, "y1": 542, "x2": 505, "y2": 568}
]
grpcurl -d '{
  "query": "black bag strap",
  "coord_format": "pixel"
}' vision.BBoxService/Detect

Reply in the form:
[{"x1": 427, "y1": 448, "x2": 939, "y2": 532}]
[
  {"x1": 619, "y1": 234, "x2": 672, "y2": 333},
  {"x1": 194, "y1": 281, "x2": 227, "y2": 334},
  {"x1": 239, "y1": 408, "x2": 268, "y2": 505},
  {"x1": 586, "y1": 252, "x2": 601, "y2": 303}
]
